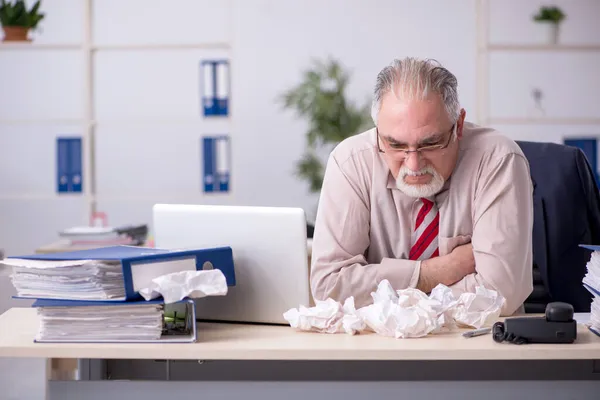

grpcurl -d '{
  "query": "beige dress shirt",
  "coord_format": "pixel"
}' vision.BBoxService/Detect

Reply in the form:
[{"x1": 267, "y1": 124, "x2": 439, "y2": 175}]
[{"x1": 310, "y1": 122, "x2": 534, "y2": 316}]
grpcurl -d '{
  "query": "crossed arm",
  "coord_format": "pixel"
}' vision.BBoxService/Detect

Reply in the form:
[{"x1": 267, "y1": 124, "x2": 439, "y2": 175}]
[{"x1": 310, "y1": 152, "x2": 534, "y2": 316}]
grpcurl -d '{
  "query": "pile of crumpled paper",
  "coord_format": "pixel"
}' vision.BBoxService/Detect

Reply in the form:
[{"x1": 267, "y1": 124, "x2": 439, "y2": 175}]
[{"x1": 282, "y1": 280, "x2": 505, "y2": 338}]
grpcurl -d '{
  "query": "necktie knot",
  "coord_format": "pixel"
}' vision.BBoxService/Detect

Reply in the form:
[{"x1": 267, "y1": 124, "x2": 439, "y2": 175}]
[{"x1": 421, "y1": 198, "x2": 434, "y2": 207}]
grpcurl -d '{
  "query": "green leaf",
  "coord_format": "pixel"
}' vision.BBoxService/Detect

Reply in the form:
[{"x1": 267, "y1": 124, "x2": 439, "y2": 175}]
[
  {"x1": 278, "y1": 57, "x2": 373, "y2": 193},
  {"x1": 295, "y1": 151, "x2": 324, "y2": 193},
  {"x1": 533, "y1": 6, "x2": 565, "y2": 23},
  {"x1": 0, "y1": 0, "x2": 45, "y2": 29}
]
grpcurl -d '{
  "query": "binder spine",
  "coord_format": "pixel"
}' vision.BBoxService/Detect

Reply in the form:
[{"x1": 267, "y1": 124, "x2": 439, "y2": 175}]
[{"x1": 119, "y1": 260, "x2": 139, "y2": 300}]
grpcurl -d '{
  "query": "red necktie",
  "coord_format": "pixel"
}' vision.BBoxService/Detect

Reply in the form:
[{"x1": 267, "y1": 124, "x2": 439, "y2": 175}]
[{"x1": 409, "y1": 198, "x2": 439, "y2": 260}]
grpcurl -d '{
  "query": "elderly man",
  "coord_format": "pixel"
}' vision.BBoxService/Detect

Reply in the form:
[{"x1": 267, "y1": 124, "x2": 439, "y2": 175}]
[{"x1": 310, "y1": 57, "x2": 533, "y2": 316}]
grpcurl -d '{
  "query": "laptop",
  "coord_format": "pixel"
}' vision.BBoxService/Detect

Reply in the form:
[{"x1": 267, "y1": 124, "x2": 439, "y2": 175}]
[{"x1": 152, "y1": 203, "x2": 312, "y2": 325}]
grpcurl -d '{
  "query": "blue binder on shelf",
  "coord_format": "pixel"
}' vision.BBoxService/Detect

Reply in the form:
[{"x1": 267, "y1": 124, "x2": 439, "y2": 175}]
[
  {"x1": 201, "y1": 59, "x2": 229, "y2": 117},
  {"x1": 31, "y1": 297, "x2": 198, "y2": 343},
  {"x1": 202, "y1": 135, "x2": 230, "y2": 193},
  {"x1": 5, "y1": 245, "x2": 236, "y2": 302},
  {"x1": 56, "y1": 137, "x2": 83, "y2": 194}
]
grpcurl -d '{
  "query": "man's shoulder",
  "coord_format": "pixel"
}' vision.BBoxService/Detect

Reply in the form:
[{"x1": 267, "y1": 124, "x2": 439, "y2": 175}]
[
  {"x1": 330, "y1": 128, "x2": 378, "y2": 166},
  {"x1": 461, "y1": 122, "x2": 527, "y2": 163}
]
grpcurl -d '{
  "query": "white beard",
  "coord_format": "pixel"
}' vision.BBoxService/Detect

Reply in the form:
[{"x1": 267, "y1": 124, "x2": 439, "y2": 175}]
[{"x1": 395, "y1": 164, "x2": 445, "y2": 198}]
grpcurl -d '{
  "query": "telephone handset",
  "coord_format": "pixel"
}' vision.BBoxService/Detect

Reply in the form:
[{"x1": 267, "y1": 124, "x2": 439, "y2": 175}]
[{"x1": 492, "y1": 302, "x2": 577, "y2": 344}]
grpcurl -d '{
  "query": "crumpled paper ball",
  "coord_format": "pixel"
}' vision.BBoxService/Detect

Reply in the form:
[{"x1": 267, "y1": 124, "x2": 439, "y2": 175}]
[{"x1": 283, "y1": 279, "x2": 505, "y2": 338}]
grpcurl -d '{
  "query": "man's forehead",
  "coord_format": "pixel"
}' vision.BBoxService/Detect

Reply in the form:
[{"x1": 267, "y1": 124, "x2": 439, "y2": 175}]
[{"x1": 379, "y1": 96, "x2": 450, "y2": 135}]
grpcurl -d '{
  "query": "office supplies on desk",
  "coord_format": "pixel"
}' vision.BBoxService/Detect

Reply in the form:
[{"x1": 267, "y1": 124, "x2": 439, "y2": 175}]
[
  {"x1": 462, "y1": 327, "x2": 491, "y2": 338},
  {"x1": 31, "y1": 298, "x2": 197, "y2": 343},
  {"x1": 0, "y1": 245, "x2": 235, "y2": 301},
  {"x1": 492, "y1": 302, "x2": 577, "y2": 344}
]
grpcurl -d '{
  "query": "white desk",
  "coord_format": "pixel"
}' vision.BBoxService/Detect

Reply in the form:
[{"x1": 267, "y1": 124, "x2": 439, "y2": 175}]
[
  {"x1": 1, "y1": 307, "x2": 600, "y2": 361},
  {"x1": 1, "y1": 307, "x2": 600, "y2": 400}
]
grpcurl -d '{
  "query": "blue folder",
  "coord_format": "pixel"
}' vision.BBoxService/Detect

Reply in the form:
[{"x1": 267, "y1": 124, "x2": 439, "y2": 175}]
[{"x1": 9, "y1": 245, "x2": 236, "y2": 301}]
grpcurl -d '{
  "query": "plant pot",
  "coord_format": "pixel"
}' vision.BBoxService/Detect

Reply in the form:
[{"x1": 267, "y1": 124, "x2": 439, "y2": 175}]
[
  {"x1": 536, "y1": 21, "x2": 560, "y2": 45},
  {"x1": 1, "y1": 26, "x2": 31, "y2": 42}
]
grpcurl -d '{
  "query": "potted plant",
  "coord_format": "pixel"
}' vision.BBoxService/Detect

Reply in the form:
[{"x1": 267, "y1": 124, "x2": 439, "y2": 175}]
[
  {"x1": 279, "y1": 58, "x2": 372, "y2": 196},
  {"x1": 0, "y1": 0, "x2": 44, "y2": 42},
  {"x1": 532, "y1": 5, "x2": 566, "y2": 45}
]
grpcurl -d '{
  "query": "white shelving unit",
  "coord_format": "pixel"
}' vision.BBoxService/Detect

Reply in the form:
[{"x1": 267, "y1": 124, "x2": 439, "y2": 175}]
[
  {"x1": 475, "y1": 0, "x2": 600, "y2": 127},
  {"x1": 488, "y1": 44, "x2": 600, "y2": 52},
  {"x1": 0, "y1": 43, "x2": 81, "y2": 50},
  {"x1": 0, "y1": 0, "x2": 233, "y2": 228}
]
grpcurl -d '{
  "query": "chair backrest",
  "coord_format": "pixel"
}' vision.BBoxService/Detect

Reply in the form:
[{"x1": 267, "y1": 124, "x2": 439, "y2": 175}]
[{"x1": 517, "y1": 140, "x2": 600, "y2": 313}]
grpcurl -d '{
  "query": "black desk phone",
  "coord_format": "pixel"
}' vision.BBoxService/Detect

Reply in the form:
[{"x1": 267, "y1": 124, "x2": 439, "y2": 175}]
[{"x1": 492, "y1": 302, "x2": 577, "y2": 344}]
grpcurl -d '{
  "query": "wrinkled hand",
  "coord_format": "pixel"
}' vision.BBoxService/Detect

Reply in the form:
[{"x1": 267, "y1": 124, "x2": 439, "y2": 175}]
[
  {"x1": 448, "y1": 243, "x2": 476, "y2": 281},
  {"x1": 418, "y1": 242, "x2": 476, "y2": 292}
]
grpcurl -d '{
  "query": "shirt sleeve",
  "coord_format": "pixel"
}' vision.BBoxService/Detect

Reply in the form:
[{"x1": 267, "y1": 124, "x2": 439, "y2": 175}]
[
  {"x1": 310, "y1": 153, "x2": 420, "y2": 308},
  {"x1": 449, "y1": 152, "x2": 534, "y2": 316}
]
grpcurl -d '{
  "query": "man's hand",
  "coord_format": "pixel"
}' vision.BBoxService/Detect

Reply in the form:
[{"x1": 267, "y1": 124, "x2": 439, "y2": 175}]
[
  {"x1": 416, "y1": 243, "x2": 476, "y2": 293},
  {"x1": 448, "y1": 243, "x2": 476, "y2": 279}
]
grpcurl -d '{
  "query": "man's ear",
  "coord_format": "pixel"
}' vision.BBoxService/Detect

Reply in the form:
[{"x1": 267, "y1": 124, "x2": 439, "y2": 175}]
[{"x1": 456, "y1": 108, "x2": 466, "y2": 139}]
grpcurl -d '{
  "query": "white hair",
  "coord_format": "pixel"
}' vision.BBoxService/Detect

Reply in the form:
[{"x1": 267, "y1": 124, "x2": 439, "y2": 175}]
[{"x1": 371, "y1": 57, "x2": 460, "y2": 126}]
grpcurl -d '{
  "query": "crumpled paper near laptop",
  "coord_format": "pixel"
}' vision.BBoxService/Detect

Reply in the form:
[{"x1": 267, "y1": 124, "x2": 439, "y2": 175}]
[
  {"x1": 139, "y1": 269, "x2": 228, "y2": 304},
  {"x1": 283, "y1": 279, "x2": 505, "y2": 338}
]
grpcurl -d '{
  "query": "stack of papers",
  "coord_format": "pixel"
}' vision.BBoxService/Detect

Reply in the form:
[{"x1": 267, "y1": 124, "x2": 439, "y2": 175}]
[
  {"x1": 582, "y1": 247, "x2": 600, "y2": 335},
  {"x1": 35, "y1": 303, "x2": 164, "y2": 342},
  {"x1": 2, "y1": 258, "x2": 126, "y2": 301}
]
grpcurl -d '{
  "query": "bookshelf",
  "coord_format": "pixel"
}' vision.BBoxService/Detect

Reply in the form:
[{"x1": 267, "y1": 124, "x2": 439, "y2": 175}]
[
  {"x1": 0, "y1": 0, "x2": 233, "y2": 232},
  {"x1": 475, "y1": 0, "x2": 600, "y2": 127}
]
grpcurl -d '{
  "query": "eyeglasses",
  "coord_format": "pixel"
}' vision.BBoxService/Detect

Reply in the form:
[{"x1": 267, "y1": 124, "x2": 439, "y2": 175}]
[{"x1": 376, "y1": 123, "x2": 457, "y2": 159}]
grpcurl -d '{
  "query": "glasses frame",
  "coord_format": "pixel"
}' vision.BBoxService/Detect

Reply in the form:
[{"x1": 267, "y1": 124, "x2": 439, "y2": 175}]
[{"x1": 376, "y1": 123, "x2": 457, "y2": 158}]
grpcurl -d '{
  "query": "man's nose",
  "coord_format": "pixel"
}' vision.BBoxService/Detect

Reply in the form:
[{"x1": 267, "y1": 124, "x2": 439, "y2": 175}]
[{"x1": 403, "y1": 151, "x2": 423, "y2": 171}]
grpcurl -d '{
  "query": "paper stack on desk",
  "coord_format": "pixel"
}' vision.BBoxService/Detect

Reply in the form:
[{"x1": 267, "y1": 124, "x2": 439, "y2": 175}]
[
  {"x1": 30, "y1": 298, "x2": 197, "y2": 343},
  {"x1": 5, "y1": 258, "x2": 126, "y2": 301},
  {"x1": 0, "y1": 244, "x2": 237, "y2": 343},
  {"x1": 581, "y1": 245, "x2": 600, "y2": 336}
]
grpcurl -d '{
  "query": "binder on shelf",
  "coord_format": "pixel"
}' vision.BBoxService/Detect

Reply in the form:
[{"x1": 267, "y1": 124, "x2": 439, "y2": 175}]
[
  {"x1": 2, "y1": 245, "x2": 236, "y2": 302},
  {"x1": 56, "y1": 137, "x2": 83, "y2": 194},
  {"x1": 202, "y1": 135, "x2": 230, "y2": 193},
  {"x1": 201, "y1": 59, "x2": 229, "y2": 117},
  {"x1": 31, "y1": 297, "x2": 198, "y2": 343}
]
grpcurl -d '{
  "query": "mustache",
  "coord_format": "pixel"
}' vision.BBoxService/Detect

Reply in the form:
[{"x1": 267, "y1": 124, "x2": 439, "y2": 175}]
[{"x1": 399, "y1": 166, "x2": 436, "y2": 177}]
